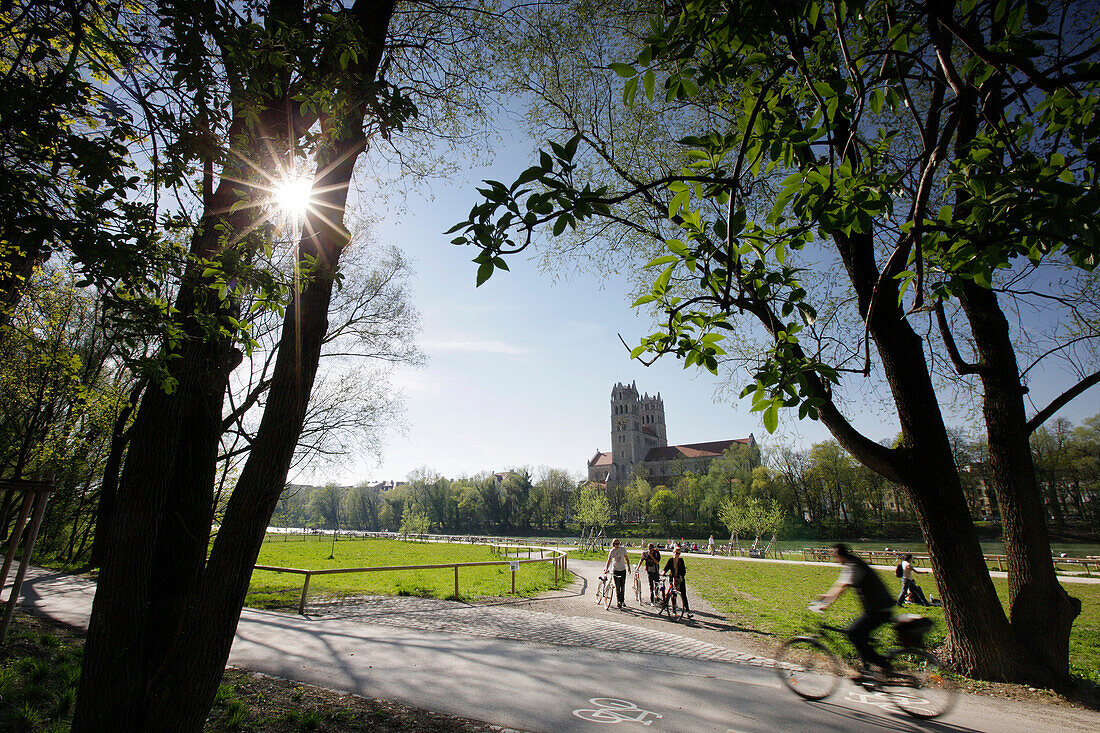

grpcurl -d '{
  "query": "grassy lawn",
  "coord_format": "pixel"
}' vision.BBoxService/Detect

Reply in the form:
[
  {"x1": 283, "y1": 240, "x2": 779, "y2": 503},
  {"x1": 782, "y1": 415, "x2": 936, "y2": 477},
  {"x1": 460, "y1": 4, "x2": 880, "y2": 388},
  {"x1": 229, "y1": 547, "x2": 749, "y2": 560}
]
[
  {"x1": 247, "y1": 536, "x2": 567, "y2": 607},
  {"x1": 687, "y1": 556, "x2": 1100, "y2": 686}
]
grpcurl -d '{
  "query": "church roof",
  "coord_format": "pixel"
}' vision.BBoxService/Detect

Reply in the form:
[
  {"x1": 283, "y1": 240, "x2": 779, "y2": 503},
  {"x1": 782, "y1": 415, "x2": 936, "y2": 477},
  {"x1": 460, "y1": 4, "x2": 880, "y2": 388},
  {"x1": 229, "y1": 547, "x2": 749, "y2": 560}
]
[
  {"x1": 643, "y1": 438, "x2": 753, "y2": 462},
  {"x1": 588, "y1": 451, "x2": 613, "y2": 467}
]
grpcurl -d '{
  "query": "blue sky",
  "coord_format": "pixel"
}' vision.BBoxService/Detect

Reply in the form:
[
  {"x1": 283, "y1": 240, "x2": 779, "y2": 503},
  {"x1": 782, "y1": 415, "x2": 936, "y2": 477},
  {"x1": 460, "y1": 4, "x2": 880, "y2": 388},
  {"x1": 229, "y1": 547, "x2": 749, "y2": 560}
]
[{"x1": 302, "y1": 129, "x2": 1100, "y2": 486}]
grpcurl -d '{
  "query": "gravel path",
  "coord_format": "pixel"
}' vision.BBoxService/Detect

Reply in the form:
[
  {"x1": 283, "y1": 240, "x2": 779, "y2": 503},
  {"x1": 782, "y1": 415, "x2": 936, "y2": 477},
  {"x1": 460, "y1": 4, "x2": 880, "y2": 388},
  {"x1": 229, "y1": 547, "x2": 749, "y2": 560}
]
[{"x1": 311, "y1": 558, "x2": 780, "y2": 663}]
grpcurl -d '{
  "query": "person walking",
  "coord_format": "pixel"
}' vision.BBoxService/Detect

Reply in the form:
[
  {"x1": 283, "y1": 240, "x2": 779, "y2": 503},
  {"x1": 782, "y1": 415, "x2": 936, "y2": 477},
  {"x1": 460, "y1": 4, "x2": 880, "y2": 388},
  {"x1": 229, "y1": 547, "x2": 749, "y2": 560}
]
[
  {"x1": 707, "y1": 535, "x2": 715, "y2": 555},
  {"x1": 662, "y1": 546, "x2": 692, "y2": 619},
  {"x1": 639, "y1": 543, "x2": 662, "y2": 603},
  {"x1": 604, "y1": 538, "x2": 632, "y2": 609},
  {"x1": 896, "y1": 553, "x2": 930, "y2": 606}
]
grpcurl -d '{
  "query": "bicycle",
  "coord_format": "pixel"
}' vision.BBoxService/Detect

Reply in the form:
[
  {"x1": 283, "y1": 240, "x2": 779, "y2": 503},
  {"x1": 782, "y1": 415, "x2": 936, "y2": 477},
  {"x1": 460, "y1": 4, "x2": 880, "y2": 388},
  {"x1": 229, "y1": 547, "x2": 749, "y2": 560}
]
[
  {"x1": 632, "y1": 571, "x2": 642, "y2": 603},
  {"x1": 774, "y1": 604, "x2": 956, "y2": 719},
  {"x1": 655, "y1": 576, "x2": 684, "y2": 621},
  {"x1": 594, "y1": 574, "x2": 614, "y2": 609}
]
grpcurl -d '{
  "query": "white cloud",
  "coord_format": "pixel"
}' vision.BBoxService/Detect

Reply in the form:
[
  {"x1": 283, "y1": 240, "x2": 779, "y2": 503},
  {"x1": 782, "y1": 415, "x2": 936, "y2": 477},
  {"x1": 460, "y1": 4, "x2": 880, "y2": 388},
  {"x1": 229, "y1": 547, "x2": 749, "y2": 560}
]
[{"x1": 424, "y1": 338, "x2": 533, "y2": 357}]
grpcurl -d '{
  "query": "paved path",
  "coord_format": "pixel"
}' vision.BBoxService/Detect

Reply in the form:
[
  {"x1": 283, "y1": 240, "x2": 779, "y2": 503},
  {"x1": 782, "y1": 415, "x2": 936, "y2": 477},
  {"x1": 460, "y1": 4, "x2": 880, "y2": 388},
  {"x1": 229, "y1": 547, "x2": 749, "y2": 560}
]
[{"x1": 9, "y1": 567, "x2": 1100, "y2": 733}]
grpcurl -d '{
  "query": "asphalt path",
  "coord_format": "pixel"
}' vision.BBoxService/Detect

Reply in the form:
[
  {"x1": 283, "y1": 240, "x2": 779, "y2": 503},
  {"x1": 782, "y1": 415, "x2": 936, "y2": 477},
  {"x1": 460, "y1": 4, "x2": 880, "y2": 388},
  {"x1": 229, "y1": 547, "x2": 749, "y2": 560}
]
[{"x1": 9, "y1": 567, "x2": 1100, "y2": 732}]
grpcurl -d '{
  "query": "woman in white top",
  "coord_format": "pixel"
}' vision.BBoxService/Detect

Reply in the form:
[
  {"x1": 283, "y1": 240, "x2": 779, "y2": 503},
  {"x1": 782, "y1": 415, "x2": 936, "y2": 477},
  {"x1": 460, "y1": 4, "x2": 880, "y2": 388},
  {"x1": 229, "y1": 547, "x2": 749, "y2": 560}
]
[{"x1": 604, "y1": 539, "x2": 633, "y2": 609}]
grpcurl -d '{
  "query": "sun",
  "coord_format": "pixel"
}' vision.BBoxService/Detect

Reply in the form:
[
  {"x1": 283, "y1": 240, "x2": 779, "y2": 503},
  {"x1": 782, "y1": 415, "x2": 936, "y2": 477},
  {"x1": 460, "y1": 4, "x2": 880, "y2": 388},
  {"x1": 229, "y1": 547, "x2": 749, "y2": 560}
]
[{"x1": 274, "y1": 176, "x2": 314, "y2": 219}]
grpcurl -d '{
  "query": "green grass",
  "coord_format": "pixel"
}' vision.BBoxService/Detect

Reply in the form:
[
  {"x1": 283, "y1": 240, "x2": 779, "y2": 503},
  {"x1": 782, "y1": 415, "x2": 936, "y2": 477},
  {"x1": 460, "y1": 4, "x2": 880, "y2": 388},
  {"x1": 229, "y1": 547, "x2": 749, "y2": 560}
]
[
  {"x1": 0, "y1": 616, "x2": 83, "y2": 731},
  {"x1": 247, "y1": 536, "x2": 568, "y2": 606},
  {"x1": 688, "y1": 556, "x2": 1100, "y2": 685}
]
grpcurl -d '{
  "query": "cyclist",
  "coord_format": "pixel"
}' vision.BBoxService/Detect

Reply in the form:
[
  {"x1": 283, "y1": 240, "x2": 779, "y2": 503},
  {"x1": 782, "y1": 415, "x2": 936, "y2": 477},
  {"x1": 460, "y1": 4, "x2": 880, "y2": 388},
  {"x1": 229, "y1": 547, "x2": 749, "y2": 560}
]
[
  {"x1": 662, "y1": 546, "x2": 693, "y2": 619},
  {"x1": 817, "y1": 543, "x2": 893, "y2": 679},
  {"x1": 603, "y1": 538, "x2": 633, "y2": 609},
  {"x1": 639, "y1": 543, "x2": 661, "y2": 604}
]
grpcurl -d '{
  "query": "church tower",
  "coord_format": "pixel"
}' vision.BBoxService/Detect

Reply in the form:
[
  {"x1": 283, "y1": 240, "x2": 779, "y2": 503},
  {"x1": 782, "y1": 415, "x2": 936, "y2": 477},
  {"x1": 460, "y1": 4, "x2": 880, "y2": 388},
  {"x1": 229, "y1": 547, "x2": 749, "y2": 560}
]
[{"x1": 609, "y1": 381, "x2": 667, "y2": 484}]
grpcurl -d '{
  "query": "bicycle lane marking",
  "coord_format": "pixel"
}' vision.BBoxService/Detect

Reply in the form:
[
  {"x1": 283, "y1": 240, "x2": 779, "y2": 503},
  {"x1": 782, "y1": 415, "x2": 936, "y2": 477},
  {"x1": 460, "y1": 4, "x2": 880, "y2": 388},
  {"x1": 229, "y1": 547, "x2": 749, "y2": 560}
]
[{"x1": 572, "y1": 698, "x2": 662, "y2": 725}]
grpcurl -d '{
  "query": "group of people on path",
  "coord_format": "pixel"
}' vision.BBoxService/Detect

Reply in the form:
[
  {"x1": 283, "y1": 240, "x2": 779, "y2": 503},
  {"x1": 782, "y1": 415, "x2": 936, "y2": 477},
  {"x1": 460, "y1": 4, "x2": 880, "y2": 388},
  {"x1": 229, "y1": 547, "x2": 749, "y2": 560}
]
[{"x1": 603, "y1": 539, "x2": 692, "y2": 618}]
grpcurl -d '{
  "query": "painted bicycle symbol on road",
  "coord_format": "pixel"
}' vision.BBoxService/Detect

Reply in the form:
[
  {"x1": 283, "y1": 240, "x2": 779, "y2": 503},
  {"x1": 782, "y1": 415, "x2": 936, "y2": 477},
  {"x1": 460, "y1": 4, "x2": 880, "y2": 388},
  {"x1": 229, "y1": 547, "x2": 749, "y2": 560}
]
[
  {"x1": 845, "y1": 689, "x2": 936, "y2": 710},
  {"x1": 573, "y1": 698, "x2": 663, "y2": 725}
]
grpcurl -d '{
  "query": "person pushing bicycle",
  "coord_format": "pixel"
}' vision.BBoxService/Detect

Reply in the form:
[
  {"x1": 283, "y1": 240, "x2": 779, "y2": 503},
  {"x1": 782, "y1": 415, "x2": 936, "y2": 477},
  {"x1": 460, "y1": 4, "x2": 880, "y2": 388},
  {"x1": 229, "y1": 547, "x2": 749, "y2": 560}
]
[
  {"x1": 662, "y1": 546, "x2": 692, "y2": 619},
  {"x1": 816, "y1": 543, "x2": 893, "y2": 679},
  {"x1": 639, "y1": 543, "x2": 661, "y2": 604}
]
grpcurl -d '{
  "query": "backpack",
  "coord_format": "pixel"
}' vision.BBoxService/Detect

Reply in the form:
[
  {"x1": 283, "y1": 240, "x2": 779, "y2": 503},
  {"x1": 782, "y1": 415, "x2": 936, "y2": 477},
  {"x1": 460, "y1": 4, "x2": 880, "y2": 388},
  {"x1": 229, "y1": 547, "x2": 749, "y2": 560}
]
[{"x1": 895, "y1": 563, "x2": 904, "y2": 578}]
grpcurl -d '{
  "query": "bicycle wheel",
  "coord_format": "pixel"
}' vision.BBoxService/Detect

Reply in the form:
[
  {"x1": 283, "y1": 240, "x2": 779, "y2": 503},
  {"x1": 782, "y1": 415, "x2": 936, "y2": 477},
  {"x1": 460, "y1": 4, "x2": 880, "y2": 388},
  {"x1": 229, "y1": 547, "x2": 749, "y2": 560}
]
[
  {"x1": 774, "y1": 637, "x2": 841, "y2": 701},
  {"x1": 633, "y1": 574, "x2": 642, "y2": 603},
  {"x1": 884, "y1": 649, "x2": 956, "y2": 719},
  {"x1": 668, "y1": 589, "x2": 683, "y2": 621},
  {"x1": 594, "y1": 579, "x2": 608, "y2": 605}
]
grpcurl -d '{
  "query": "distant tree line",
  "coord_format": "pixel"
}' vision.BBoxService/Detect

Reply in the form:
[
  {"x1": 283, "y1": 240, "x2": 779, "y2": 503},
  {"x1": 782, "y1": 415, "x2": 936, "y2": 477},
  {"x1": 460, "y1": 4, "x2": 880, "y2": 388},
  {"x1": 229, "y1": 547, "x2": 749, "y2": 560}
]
[{"x1": 272, "y1": 423, "x2": 1100, "y2": 539}]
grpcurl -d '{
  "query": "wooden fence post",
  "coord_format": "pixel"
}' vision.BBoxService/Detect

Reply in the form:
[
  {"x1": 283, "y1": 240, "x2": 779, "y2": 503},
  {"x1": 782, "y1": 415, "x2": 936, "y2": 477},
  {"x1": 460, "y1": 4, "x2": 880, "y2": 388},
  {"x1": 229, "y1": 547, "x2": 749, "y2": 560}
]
[
  {"x1": 454, "y1": 565, "x2": 459, "y2": 599},
  {"x1": 298, "y1": 572, "x2": 312, "y2": 615},
  {"x1": 1, "y1": 487, "x2": 51, "y2": 644}
]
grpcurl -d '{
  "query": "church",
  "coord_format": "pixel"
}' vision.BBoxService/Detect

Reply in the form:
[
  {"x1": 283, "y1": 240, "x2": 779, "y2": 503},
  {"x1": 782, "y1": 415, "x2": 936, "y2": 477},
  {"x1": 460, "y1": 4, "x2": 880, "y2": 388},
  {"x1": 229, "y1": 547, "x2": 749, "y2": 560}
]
[{"x1": 586, "y1": 381, "x2": 756, "y2": 486}]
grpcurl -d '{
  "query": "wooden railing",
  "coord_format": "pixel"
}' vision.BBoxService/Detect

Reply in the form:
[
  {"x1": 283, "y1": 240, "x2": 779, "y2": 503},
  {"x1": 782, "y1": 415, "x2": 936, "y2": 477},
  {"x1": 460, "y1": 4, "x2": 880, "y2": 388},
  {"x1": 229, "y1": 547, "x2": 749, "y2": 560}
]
[
  {"x1": 800, "y1": 547, "x2": 1098, "y2": 576},
  {"x1": 254, "y1": 543, "x2": 569, "y2": 614}
]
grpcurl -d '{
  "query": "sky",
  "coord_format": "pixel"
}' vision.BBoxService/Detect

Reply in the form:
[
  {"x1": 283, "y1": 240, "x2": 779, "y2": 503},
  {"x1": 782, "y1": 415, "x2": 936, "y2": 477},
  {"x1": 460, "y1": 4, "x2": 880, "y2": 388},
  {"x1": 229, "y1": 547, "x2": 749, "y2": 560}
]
[{"x1": 297, "y1": 127, "x2": 1100, "y2": 488}]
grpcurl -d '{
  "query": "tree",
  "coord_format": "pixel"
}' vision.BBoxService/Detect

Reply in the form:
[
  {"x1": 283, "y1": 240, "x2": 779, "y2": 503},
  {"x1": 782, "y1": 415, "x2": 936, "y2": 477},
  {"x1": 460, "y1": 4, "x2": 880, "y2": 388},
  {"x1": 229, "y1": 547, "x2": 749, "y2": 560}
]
[
  {"x1": 70, "y1": 1, "x2": 434, "y2": 728},
  {"x1": 453, "y1": 0, "x2": 1096, "y2": 686},
  {"x1": 623, "y1": 476, "x2": 653, "y2": 523},
  {"x1": 648, "y1": 488, "x2": 678, "y2": 535},
  {"x1": 0, "y1": 0, "x2": 155, "y2": 328},
  {"x1": 535, "y1": 467, "x2": 576, "y2": 528},
  {"x1": 716, "y1": 496, "x2": 748, "y2": 553},
  {"x1": 309, "y1": 483, "x2": 345, "y2": 529},
  {"x1": 342, "y1": 483, "x2": 382, "y2": 531},
  {"x1": 574, "y1": 485, "x2": 611, "y2": 548},
  {"x1": 399, "y1": 504, "x2": 431, "y2": 540}
]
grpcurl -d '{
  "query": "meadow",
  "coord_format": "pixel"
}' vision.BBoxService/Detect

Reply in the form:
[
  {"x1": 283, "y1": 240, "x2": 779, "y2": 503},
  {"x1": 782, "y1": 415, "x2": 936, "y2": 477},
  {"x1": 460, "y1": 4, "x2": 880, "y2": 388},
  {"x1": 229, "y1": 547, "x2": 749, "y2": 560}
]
[{"x1": 246, "y1": 535, "x2": 567, "y2": 607}]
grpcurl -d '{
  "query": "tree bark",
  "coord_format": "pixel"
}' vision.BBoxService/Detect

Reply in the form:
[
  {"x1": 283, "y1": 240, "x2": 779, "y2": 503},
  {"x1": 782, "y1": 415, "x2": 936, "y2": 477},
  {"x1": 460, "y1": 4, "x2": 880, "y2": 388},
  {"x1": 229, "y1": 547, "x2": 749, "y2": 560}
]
[
  {"x1": 73, "y1": 130, "x2": 268, "y2": 729},
  {"x1": 87, "y1": 379, "x2": 142, "y2": 570},
  {"x1": 72, "y1": 1, "x2": 396, "y2": 728},
  {"x1": 819, "y1": 230, "x2": 1028, "y2": 680},
  {"x1": 957, "y1": 280, "x2": 1081, "y2": 685}
]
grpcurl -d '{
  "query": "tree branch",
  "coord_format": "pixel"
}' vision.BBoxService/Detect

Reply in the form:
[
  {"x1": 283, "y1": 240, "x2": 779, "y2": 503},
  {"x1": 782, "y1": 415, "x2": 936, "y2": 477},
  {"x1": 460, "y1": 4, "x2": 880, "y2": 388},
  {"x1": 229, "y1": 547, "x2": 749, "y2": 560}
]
[{"x1": 1026, "y1": 371, "x2": 1100, "y2": 434}]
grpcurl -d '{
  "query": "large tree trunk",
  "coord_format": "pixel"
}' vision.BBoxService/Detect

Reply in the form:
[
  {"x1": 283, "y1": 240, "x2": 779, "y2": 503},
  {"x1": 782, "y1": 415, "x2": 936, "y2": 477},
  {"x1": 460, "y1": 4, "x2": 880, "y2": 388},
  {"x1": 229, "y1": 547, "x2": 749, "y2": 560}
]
[
  {"x1": 73, "y1": 128, "x2": 267, "y2": 729},
  {"x1": 72, "y1": 1, "x2": 395, "y2": 727},
  {"x1": 143, "y1": 114, "x2": 372, "y2": 729},
  {"x1": 87, "y1": 380, "x2": 142, "y2": 570},
  {"x1": 957, "y1": 281, "x2": 1081, "y2": 685},
  {"x1": 821, "y1": 230, "x2": 1029, "y2": 680}
]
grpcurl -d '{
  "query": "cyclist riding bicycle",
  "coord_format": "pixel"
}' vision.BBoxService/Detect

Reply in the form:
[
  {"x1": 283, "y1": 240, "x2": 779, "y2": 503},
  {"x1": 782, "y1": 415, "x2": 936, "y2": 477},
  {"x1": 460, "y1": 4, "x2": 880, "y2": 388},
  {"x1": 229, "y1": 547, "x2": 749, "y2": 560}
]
[{"x1": 816, "y1": 543, "x2": 893, "y2": 679}]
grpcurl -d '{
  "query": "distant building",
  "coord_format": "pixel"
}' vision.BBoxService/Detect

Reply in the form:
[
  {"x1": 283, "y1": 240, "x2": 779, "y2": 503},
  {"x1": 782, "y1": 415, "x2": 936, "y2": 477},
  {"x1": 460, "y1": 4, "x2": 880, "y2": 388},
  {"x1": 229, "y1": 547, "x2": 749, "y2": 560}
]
[{"x1": 586, "y1": 381, "x2": 756, "y2": 485}]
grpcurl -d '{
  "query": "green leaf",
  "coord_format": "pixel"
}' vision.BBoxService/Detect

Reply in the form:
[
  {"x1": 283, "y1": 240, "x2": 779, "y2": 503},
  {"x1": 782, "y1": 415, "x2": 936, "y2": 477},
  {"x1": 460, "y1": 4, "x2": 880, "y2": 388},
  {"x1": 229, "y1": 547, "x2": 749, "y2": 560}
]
[
  {"x1": 623, "y1": 75, "x2": 639, "y2": 105},
  {"x1": 654, "y1": 264, "x2": 675, "y2": 293},
  {"x1": 646, "y1": 255, "x2": 678, "y2": 268},
  {"x1": 476, "y1": 261, "x2": 494, "y2": 287},
  {"x1": 610, "y1": 63, "x2": 637, "y2": 78},
  {"x1": 643, "y1": 70, "x2": 655, "y2": 101},
  {"x1": 763, "y1": 404, "x2": 779, "y2": 433},
  {"x1": 514, "y1": 166, "x2": 545, "y2": 187}
]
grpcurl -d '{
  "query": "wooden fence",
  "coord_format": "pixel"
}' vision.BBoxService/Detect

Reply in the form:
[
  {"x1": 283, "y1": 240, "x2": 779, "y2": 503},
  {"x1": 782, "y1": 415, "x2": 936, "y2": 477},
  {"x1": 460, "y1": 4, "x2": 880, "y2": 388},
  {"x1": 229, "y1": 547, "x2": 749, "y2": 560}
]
[
  {"x1": 800, "y1": 547, "x2": 1098, "y2": 576},
  {"x1": 254, "y1": 543, "x2": 569, "y2": 614}
]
